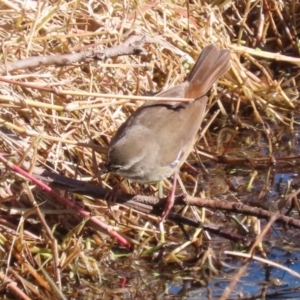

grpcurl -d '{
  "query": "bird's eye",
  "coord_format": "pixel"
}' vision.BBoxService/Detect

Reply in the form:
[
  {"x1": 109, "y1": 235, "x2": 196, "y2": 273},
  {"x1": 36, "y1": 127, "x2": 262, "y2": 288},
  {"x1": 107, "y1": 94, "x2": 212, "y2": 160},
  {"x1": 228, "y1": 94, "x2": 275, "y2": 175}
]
[{"x1": 108, "y1": 164, "x2": 121, "y2": 172}]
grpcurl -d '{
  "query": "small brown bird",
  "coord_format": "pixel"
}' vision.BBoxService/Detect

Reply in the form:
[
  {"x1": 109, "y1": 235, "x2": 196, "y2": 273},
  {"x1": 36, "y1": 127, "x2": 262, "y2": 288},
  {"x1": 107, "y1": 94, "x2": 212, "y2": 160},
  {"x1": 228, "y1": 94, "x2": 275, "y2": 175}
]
[{"x1": 105, "y1": 44, "x2": 231, "y2": 221}]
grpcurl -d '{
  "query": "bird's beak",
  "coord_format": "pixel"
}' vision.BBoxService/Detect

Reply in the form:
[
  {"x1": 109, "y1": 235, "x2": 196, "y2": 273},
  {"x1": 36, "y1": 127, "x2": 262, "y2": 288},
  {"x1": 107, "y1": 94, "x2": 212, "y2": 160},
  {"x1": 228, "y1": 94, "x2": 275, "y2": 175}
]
[{"x1": 99, "y1": 165, "x2": 109, "y2": 175}]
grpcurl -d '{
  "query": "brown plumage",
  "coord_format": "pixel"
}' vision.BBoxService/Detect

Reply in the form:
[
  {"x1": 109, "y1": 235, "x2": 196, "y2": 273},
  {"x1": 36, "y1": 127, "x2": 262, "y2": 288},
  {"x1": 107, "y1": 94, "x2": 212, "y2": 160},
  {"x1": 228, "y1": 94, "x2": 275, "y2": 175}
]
[{"x1": 106, "y1": 44, "x2": 231, "y2": 220}]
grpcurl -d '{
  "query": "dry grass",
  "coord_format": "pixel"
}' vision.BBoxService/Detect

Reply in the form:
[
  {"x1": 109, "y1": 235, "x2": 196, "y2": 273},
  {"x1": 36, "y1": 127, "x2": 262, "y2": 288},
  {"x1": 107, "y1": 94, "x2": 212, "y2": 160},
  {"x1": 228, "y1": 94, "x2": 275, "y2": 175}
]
[{"x1": 0, "y1": 0, "x2": 300, "y2": 298}]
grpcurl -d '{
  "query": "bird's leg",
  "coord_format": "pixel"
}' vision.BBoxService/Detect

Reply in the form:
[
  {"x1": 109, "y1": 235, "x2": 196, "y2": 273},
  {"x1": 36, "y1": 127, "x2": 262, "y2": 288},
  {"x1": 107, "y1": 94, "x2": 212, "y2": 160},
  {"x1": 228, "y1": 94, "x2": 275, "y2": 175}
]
[{"x1": 160, "y1": 172, "x2": 178, "y2": 222}]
